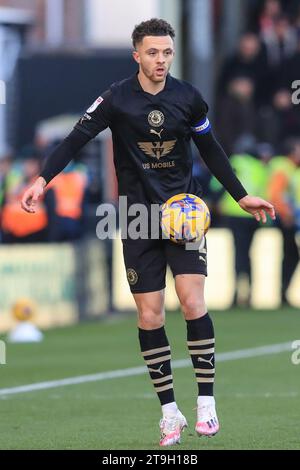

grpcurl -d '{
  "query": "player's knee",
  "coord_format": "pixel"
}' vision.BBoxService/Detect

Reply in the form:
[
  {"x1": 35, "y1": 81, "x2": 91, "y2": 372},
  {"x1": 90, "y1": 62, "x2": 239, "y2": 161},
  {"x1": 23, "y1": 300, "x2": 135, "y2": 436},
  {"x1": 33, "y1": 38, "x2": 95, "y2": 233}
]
[
  {"x1": 138, "y1": 309, "x2": 164, "y2": 330},
  {"x1": 181, "y1": 297, "x2": 206, "y2": 320}
]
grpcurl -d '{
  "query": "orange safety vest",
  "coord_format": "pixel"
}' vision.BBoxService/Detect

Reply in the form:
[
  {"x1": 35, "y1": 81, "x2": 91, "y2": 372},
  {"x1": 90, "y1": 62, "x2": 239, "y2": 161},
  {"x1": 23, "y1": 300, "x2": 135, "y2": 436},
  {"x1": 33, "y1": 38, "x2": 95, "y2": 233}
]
[
  {"x1": 53, "y1": 172, "x2": 86, "y2": 219},
  {"x1": 1, "y1": 181, "x2": 48, "y2": 237}
]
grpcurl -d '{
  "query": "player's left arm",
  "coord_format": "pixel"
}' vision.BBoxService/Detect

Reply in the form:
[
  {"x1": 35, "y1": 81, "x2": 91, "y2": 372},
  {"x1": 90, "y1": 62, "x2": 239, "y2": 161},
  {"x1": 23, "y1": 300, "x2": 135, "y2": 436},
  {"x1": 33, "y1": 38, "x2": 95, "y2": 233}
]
[
  {"x1": 189, "y1": 89, "x2": 275, "y2": 223},
  {"x1": 193, "y1": 130, "x2": 275, "y2": 223}
]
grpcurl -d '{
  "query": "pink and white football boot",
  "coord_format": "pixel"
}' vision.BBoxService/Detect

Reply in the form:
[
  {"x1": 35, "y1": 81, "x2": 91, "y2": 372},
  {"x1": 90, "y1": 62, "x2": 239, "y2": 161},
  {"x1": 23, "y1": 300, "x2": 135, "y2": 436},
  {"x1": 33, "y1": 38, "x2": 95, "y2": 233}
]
[
  {"x1": 159, "y1": 409, "x2": 188, "y2": 446},
  {"x1": 195, "y1": 396, "x2": 220, "y2": 437}
]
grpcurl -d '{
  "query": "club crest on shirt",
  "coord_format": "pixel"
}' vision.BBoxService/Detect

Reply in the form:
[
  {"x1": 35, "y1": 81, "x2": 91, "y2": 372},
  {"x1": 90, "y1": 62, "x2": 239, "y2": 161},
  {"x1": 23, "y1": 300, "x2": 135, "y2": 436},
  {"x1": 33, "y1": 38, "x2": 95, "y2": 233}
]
[
  {"x1": 148, "y1": 110, "x2": 164, "y2": 127},
  {"x1": 86, "y1": 96, "x2": 103, "y2": 113},
  {"x1": 138, "y1": 140, "x2": 176, "y2": 160}
]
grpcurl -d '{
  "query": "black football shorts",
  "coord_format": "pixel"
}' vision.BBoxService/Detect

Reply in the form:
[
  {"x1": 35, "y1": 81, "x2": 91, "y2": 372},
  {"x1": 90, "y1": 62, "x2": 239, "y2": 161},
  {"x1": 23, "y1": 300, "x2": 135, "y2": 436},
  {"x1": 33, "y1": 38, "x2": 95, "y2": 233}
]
[{"x1": 122, "y1": 237, "x2": 207, "y2": 293}]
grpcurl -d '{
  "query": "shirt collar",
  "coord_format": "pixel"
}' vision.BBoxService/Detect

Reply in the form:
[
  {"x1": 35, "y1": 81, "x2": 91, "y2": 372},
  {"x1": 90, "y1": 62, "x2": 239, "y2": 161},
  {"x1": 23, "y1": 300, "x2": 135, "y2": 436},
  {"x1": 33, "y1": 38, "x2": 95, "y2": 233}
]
[{"x1": 131, "y1": 72, "x2": 172, "y2": 92}]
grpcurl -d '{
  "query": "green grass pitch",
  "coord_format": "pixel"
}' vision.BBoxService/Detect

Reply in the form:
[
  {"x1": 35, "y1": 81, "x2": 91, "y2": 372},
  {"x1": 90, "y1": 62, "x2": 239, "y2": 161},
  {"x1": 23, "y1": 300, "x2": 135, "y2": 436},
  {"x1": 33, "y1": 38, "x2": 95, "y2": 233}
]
[{"x1": 0, "y1": 308, "x2": 299, "y2": 450}]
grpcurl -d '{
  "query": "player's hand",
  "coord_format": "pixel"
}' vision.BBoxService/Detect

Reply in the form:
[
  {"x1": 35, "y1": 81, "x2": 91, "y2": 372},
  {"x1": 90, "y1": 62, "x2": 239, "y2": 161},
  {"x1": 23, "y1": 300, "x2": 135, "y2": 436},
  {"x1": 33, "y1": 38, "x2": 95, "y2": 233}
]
[
  {"x1": 21, "y1": 177, "x2": 46, "y2": 213},
  {"x1": 238, "y1": 195, "x2": 276, "y2": 223}
]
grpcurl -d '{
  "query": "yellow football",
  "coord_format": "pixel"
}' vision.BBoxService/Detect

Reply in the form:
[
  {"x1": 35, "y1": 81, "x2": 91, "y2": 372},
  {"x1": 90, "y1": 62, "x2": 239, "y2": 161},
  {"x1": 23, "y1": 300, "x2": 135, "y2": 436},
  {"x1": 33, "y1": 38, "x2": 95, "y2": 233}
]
[{"x1": 161, "y1": 193, "x2": 210, "y2": 244}]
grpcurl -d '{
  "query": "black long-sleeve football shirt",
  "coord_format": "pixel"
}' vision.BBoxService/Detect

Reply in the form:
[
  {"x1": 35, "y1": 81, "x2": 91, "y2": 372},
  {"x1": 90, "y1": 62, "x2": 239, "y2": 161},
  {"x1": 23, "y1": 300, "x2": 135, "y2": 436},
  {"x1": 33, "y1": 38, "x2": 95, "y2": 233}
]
[{"x1": 40, "y1": 73, "x2": 247, "y2": 205}]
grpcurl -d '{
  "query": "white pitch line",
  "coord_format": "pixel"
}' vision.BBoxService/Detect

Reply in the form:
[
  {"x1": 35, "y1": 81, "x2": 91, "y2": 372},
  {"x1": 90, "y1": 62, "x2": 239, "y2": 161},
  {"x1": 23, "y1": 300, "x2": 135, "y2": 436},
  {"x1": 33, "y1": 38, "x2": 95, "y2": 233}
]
[{"x1": 0, "y1": 341, "x2": 293, "y2": 397}]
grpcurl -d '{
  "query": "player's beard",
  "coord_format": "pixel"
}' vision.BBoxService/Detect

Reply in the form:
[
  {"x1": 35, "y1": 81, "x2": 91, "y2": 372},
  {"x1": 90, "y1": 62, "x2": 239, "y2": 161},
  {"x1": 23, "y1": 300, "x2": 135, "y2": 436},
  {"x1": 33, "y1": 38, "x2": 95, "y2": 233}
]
[{"x1": 141, "y1": 63, "x2": 169, "y2": 83}]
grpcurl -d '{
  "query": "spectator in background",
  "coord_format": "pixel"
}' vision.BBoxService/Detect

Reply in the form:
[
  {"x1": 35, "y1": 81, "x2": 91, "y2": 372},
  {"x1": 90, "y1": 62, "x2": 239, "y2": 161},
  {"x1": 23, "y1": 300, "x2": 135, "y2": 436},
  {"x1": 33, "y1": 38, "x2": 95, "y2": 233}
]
[
  {"x1": 209, "y1": 140, "x2": 271, "y2": 307},
  {"x1": 259, "y1": 12, "x2": 298, "y2": 103},
  {"x1": 280, "y1": 32, "x2": 300, "y2": 90},
  {"x1": 34, "y1": 135, "x2": 88, "y2": 242},
  {"x1": 50, "y1": 162, "x2": 88, "y2": 242},
  {"x1": 217, "y1": 32, "x2": 268, "y2": 106},
  {"x1": 268, "y1": 139, "x2": 300, "y2": 305},
  {"x1": 216, "y1": 76, "x2": 256, "y2": 155},
  {"x1": 258, "y1": 89, "x2": 300, "y2": 150},
  {"x1": 261, "y1": 14, "x2": 298, "y2": 66},
  {"x1": 1, "y1": 149, "x2": 56, "y2": 243},
  {"x1": 259, "y1": 0, "x2": 282, "y2": 35}
]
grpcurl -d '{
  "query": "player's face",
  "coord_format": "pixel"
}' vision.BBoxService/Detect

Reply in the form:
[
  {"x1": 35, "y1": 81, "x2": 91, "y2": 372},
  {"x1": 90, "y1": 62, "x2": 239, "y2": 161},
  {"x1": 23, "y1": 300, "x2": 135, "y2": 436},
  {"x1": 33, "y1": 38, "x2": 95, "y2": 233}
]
[{"x1": 133, "y1": 35, "x2": 175, "y2": 83}]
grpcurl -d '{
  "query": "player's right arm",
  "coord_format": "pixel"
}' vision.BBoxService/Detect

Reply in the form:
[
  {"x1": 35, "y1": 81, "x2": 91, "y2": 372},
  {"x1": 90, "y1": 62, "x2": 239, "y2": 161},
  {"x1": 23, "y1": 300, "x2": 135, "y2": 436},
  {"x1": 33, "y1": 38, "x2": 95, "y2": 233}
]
[
  {"x1": 21, "y1": 129, "x2": 91, "y2": 212},
  {"x1": 21, "y1": 90, "x2": 113, "y2": 213}
]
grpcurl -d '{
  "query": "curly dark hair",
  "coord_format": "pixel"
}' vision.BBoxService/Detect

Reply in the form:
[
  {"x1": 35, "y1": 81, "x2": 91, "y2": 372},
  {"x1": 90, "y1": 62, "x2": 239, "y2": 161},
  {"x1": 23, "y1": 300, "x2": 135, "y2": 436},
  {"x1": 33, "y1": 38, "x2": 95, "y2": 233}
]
[{"x1": 131, "y1": 18, "x2": 175, "y2": 48}]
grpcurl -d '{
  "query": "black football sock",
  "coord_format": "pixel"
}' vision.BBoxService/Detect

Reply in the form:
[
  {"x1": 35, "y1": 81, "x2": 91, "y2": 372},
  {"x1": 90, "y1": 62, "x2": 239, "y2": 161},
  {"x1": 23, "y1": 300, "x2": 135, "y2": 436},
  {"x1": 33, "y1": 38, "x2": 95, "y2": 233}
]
[
  {"x1": 138, "y1": 326, "x2": 175, "y2": 406},
  {"x1": 186, "y1": 313, "x2": 215, "y2": 396}
]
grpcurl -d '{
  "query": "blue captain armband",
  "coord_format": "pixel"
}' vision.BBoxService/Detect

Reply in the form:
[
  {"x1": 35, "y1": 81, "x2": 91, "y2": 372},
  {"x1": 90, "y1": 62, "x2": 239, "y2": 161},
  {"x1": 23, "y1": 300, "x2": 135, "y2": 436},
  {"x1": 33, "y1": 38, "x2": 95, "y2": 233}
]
[{"x1": 191, "y1": 117, "x2": 211, "y2": 135}]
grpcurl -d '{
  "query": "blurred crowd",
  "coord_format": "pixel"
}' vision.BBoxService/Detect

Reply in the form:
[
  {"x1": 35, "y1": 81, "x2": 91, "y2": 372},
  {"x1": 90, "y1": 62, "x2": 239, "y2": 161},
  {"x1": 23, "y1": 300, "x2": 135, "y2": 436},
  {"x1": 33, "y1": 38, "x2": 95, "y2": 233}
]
[
  {"x1": 216, "y1": 0, "x2": 300, "y2": 155},
  {"x1": 198, "y1": 138, "x2": 300, "y2": 308},
  {"x1": 0, "y1": 146, "x2": 88, "y2": 244},
  {"x1": 199, "y1": 0, "x2": 300, "y2": 306}
]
